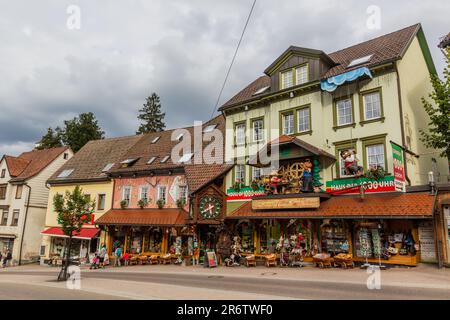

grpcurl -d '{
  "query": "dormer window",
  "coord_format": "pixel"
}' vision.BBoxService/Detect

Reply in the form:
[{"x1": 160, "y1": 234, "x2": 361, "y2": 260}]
[
  {"x1": 147, "y1": 156, "x2": 156, "y2": 164},
  {"x1": 281, "y1": 69, "x2": 294, "y2": 89},
  {"x1": 57, "y1": 169, "x2": 74, "y2": 178},
  {"x1": 102, "y1": 163, "x2": 114, "y2": 172},
  {"x1": 160, "y1": 155, "x2": 170, "y2": 163},
  {"x1": 347, "y1": 54, "x2": 373, "y2": 68},
  {"x1": 151, "y1": 136, "x2": 160, "y2": 144},
  {"x1": 252, "y1": 86, "x2": 270, "y2": 96},
  {"x1": 120, "y1": 158, "x2": 139, "y2": 167}
]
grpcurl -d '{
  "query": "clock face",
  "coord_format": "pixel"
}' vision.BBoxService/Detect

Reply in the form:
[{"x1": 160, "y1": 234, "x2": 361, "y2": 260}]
[{"x1": 199, "y1": 195, "x2": 222, "y2": 219}]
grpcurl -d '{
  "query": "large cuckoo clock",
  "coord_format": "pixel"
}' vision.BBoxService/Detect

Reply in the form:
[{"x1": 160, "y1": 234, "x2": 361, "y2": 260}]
[{"x1": 194, "y1": 185, "x2": 225, "y2": 222}]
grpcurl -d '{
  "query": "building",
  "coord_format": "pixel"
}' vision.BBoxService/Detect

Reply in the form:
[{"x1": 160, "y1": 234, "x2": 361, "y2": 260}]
[
  {"x1": 95, "y1": 115, "x2": 232, "y2": 262},
  {"x1": 218, "y1": 23, "x2": 449, "y2": 266},
  {"x1": 0, "y1": 147, "x2": 72, "y2": 264},
  {"x1": 40, "y1": 135, "x2": 141, "y2": 263}
]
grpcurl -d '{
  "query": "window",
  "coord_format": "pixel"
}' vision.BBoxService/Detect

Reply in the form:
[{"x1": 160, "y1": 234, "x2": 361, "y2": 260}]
[
  {"x1": 178, "y1": 153, "x2": 193, "y2": 163},
  {"x1": 11, "y1": 209, "x2": 19, "y2": 226},
  {"x1": 203, "y1": 124, "x2": 217, "y2": 133},
  {"x1": 57, "y1": 169, "x2": 74, "y2": 178},
  {"x1": 1, "y1": 210, "x2": 8, "y2": 225},
  {"x1": 252, "y1": 119, "x2": 264, "y2": 142},
  {"x1": 157, "y1": 186, "x2": 167, "y2": 202},
  {"x1": 366, "y1": 144, "x2": 385, "y2": 170},
  {"x1": 295, "y1": 64, "x2": 308, "y2": 85},
  {"x1": 63, "y1": 153, "x2": 69, "y2": 160},
  {"x1": 147, "y1": 156, "x2": 156, "y2": 164},
  {"x1": 102, "y1": 163, "x2": 114, "y2": 172},
  {"x1": 139, "y1": 186, "x2": 149, "y2": 201},
  {"x1": 282, "y1": 112, "x2": 294, "y2": 135},
  {"x1": 122, "y1": 186, "x2": 131, "y2": 205},
  {"x1": 0, "y1": 184, "x2": 6, "y2": 200},
  {"x1": 151, "y1": 136, "x2": 160, "y2": 144},
  {"x1": 235, "y1": 123, "x2": 246, "y2": 146},
  {"x1": 178, "y1": 185, "x2": 187, "y2": 203},
  {"x1": 336, "y1": 98, "x2": 353, "y2": 126},
  {"x1": 160, "y1": 155, "x2": 170, "y2": 163},
  {"x1": 347, "y1": 54, "x2": 373, "y2": 68},
  {"x1": 97, "y1": 194, "x2": 106, "y2": 210},
  {"x1": 120, "y1": 159, "x2": 138, "y2": 167},
  {"x1": 297, "y1": 108, "x2": 310, "y2": 132},
  {"x1": 15, "y1": 185, "x2": 23, "y2": 199},
  {"x1": 252, "y1": 167, "x2": 262, "y2": 181},
  {"x1": 1, "y1": 169, "x2": 5, "y2": 178},
  {"x1": 235, "y1": 165, "x2": 245, "y2": 183},
  {"x1": 281, "y1": 70, "x2": 294, "y2": 89},
  {"x1": 337, "y1": 147, "x2": 357, "y2": 178},
  {"x1": 252, "y1": 86, "x2": 270, "y2": 96},
  {"x1": 363, "y1": 91, "x2": 382, "y2": 120},
  {"x1": 40, "y1": 245, "x2": 46, "y2": 256}
]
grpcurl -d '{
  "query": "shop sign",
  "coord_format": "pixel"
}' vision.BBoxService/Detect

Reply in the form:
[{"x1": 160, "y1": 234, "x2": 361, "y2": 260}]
[
  {"x1": 391, "y1": 142, "x2": 406, "y2": 192},
  {"x1": 226, "y1": 186, "x2": 265, "y2": 201},
  {"x1": 325, "y1": 176, "x2": 395, "y2": 195},
  {"x1": 252, "y1": 197, "x2": 320, "y2": 210}
]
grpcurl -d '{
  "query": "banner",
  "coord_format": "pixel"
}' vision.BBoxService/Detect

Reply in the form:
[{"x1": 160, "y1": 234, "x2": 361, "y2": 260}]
[
  {"x1": 391, "y1": 142, "x2": 406, "y2": 192},
  {"x1": 326, "y1": 176, "x2": 395, "y2": 194}
]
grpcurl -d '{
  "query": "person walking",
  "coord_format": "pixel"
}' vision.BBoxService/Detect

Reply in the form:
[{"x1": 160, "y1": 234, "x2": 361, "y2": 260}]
[
  {"x1": 123, "y1": 251, "x2": 130, "y2": 266},
  {"x1": 98, "y1": 244, "x2": 107, "y2": 268},
  {"x1": 114, "y1": 245, "x2": 122, "y2": 267},
  {"x1": 3, "y1": 249, "x2": 12, "y2": 268}
]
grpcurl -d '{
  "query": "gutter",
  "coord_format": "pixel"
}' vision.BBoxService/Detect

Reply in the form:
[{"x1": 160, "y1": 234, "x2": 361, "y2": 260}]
[{"x1": 18, "y1": 183, "x2": 31, "y2": 265}]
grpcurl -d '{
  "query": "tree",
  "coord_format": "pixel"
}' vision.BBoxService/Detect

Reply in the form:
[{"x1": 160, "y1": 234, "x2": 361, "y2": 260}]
[
  {"x1": 60, "y1": 112, "x2": 105, "y2": 152},
  {"x1": 53, "y1": 185, "x2": 95, "y2": 281},
  {"x1": 312, "y1": 157, "x2": 323, "y2": 190},
  {"x1": 420, "y1": 49, "x2": 450, "y2": 160},
  {"x1": 35, "y1": 127, "x2": 62, "y2": 150},
  {"x1": 136, "y1": 93, "x2": 166, "y2": 134}
]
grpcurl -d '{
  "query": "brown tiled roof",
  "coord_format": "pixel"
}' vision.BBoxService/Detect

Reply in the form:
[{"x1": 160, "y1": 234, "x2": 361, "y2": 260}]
[
  {"x1": 110, "y1": 115, "x2": 232, "y2": 194},
  {"x1": 227, "y1": 192, "x2": 434, "y2": 219},
  {"x1": 3, "y1": 156, "x2": 30, "y2": 177},
  {"x1": 95, "y1": 208, "x2": 188, "y2": 226},
  {"x1": 220, "y1": 24, "x2": 420, "y2": 110},
  {"x1": 7, "y1": 147, "x2": 69, "y2": 182},
  {"x1": 439, "y1": 32, "x2": 450, "y2": 48},
  {"x1": 47, "y1": 136, "x2": 141, "y2": 184}
]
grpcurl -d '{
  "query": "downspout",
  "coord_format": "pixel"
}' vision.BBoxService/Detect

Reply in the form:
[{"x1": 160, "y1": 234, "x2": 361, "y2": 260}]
[
  {"x1": 18, "y1": 183, "x2": 31, "y2": 265},
  {"x1": 433, "y1": 186, "x2": 443, "y2": 268},
  {"x1": 394, "y1": 62, "x2": 411, "y2": 186}
]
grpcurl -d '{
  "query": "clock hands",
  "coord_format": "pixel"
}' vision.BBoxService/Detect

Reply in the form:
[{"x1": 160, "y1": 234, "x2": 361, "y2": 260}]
[{"x1": 201, "y1": 204, "x2": 215, "y2": 214}]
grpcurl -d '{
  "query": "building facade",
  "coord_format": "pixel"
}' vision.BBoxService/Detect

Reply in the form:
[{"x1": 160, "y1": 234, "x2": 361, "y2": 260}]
[{"x1": 0, "y1": 147, "x2": 72, "y2": 264}]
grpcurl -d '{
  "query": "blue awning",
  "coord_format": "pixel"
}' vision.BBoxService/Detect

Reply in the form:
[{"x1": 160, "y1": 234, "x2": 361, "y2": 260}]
[{"x1": 320, "y1": 67, "x2": 373, "y2": 92}]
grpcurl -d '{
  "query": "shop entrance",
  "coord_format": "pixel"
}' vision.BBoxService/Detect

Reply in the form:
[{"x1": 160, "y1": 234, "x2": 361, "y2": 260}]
[{"x1": 198, "y1": 224, "x2": 217, "y2": 263}]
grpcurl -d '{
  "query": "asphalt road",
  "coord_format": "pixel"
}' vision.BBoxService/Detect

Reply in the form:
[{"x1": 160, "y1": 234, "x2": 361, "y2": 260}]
[{"x1": 2, "y1": 270, "x2": 449, "y2": 299}]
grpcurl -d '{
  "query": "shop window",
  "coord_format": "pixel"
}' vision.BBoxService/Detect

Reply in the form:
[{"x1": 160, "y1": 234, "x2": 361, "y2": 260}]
[
  {"x1": 259, "y1": 220, "x2": 281, "y2": 254},
  {"x1": 97, "y1": 194, "x2": 106, "y2": 210},
  {"x1": 237, "y1": 221, "x2": 254, "y2": 254},
  {"x1": 11, "y1": 209, "x2": 19, "y2": 226},
  {"x1": 1, "y1": 210, "x2": 8, "y2": 225},
  {"x1": 320, "y1": 220, "x2": 350, "y2": 256},
  {"x1": 143, "y1": 227, "x2": 163, "y2": 253}
]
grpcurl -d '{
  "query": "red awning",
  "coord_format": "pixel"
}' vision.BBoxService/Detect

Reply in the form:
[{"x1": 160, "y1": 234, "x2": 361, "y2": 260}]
[{"x1": 41, "y1": 227, "x2": 100, "y2": 240}]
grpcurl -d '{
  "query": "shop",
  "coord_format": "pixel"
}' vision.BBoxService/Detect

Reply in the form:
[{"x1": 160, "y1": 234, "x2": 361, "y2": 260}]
[{"x1": 0, "y1": 235, "x2": 15, "y2": 253}]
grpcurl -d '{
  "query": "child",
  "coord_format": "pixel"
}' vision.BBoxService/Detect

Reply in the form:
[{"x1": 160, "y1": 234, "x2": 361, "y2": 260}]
[{"x1": 123, "y1": 251, "x2": 130, "y2": 266}]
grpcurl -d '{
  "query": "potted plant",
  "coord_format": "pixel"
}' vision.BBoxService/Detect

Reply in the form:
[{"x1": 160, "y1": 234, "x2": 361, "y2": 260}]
[
  {"x1": 176, "y1": 198, "x2": 186, "y2": 209},
  {"x1": 137, "y1": 198, "x2": 149, "y2": 209},
  {"x1": 120, "y1": 200, "x2": 128, "y2": 209},
  {"x1": 156, "y1": 199, "x2": 165, "y2": 209},
  {"x1": 233, "y1": 179, "x2": 243, "y2": 192}
]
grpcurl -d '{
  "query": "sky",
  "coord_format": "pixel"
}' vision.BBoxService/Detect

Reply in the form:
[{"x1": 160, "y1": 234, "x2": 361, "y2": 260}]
[{"x1": 0, "y1": 0, "x2": 448, "y2": 156}]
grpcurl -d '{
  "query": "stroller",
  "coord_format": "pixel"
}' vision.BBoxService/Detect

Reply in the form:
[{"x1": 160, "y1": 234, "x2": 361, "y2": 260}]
[{"x1": 90, "y1": 253, "x2": 99, "y2": 270}]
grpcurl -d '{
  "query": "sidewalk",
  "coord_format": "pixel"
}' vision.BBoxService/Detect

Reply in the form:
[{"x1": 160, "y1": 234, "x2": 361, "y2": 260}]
[{"x1": 3, "y1": 262, "x2": 450, "y2": 290}]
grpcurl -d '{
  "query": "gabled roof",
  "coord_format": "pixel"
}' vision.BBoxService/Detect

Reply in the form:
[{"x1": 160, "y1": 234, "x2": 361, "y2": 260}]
[
  {"x1": 110, "y1": 115, "x2": 232, "y2": 195},
  {"x1": 227, "y1": 192, "x2": 435, "y2": 219},
  {"x1": 47, "y1": 136, "x2": 141, "y2": 185},
  {"x1": 4, "y1": 147, "x2": 69, "y2": 182},
  {"x1": 220, "y1": 23, "x2": 429, "y2": 111}
]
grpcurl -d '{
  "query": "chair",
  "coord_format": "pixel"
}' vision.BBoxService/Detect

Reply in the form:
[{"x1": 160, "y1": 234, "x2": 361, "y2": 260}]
[
  {"x1": 265, "y1": 254, "x2": 277, "y2": 267},
  {"x1": 138, "y1": 255, "x2": 148, "y2": 265},
  {"x1": 149, "y1": 255, "x2": 159, "y2": 265},
  {"x1": 245, "y1": 255, "x2": 256, "y2": 267},
  {"x1": 129, "y1": 255, "x2": 138, "y2": 266},
  {"x1": 160, "y1": 253, "x2": 172, "y2": 265}
]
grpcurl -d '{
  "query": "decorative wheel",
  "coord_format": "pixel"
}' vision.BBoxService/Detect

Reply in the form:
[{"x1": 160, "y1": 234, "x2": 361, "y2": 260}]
[{"x1": 288, "y1": 162, "x2": 305, "y2": 180}]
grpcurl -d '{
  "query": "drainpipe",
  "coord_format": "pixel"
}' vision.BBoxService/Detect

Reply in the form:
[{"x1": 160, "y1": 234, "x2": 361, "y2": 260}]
[
  {"x1": 18, "y1": 183, "x2": 31, "y2": 266},
  {"x1": 433, "y1": 186, "x2": 443, "y2": 268},
  {"x1": 394, "y1": 63, "x2": 411, "y2": 186}
]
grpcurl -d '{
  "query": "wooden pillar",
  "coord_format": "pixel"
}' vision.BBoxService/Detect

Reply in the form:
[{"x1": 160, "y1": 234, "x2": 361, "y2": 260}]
[{"x1": 162, "y1": 227, "x2": 169, "y2": 253}]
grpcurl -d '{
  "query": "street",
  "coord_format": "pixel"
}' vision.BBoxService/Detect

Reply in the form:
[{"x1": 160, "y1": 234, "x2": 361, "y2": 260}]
[{"x1": 0, "y1": 264, "x2": 449, "y2": 300}]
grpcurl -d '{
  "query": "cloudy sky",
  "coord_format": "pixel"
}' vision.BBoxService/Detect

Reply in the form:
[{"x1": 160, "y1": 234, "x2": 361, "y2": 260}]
[{"x1": 1, "y1": 0, "x2": 448, "y2": 156}]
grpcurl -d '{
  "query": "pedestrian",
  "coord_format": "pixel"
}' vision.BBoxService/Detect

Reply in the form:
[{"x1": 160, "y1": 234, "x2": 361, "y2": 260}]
[
  {"x1": 114, "y1": 245, "x2": 122, "y2": 267},
  {"x1": 104, "y1": 252, "x2": 110, "y2": 266},
  {"x1": 98, "y1": 244, "x2": 107, "y2": 268},
  {"x1": 3, "y1": 249, "x2": 12, "y2": 268},
  {"x1": 123, "y1": 251, "x2": 130, "y2": 266}
]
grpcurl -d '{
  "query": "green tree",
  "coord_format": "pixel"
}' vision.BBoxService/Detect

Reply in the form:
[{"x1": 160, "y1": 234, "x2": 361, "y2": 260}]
[
  {"x1": 136, "y1": 93, "x2": 166, "y2": 134},
  {"x1": 53, "y1": 185, "x2": 95, "y2": 281},
  {"x1": 60, "y1": 112, "x2": 105, "y2": 152},
  {"x1": 312, "y1": 157, "x2": 323, "y2": 189},
  {"x1": 420, "y1": 49, "x2": 450, "y2": 160},
  {"x1": 35, "y1": 127, "x2": 62, "y2": 150}
]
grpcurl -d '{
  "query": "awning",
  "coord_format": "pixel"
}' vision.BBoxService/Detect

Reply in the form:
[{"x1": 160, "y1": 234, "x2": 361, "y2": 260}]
[
  {"x1": 320, "y1": 67, "x2": 372, "y2": 92},
  {"x1": 95, "y1": 208, "x2": 188, "y2": 226},
  {"x1": 41, "y1": 227, "x2": 100, "y2": 240},
  {"x1": 226, "y1": 192, "x2": 435, "y2": 220}
]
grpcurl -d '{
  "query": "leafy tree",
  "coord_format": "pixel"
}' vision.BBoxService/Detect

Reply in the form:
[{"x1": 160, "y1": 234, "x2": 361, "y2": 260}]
[
  {"x1": 53, "y1": 185, "x2": 95, "y2": 281},
  {"x1": 420, "y1": 49, "x2": 450, "y2": 160},
  {"x1": 35, "y1": 127, "x2": 62, "y2": 150},
  {"x1": 60, "y1": 112, "x2": 105, "y2": 152},
  {"x1": 136, "y1": 93, "x2": 166, "y2": 134}
]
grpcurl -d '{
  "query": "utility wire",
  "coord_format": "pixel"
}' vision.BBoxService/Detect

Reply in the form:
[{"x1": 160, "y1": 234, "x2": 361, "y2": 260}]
[{"x1": 209, "y1": 0, "x2": 257, "y2": 120}]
